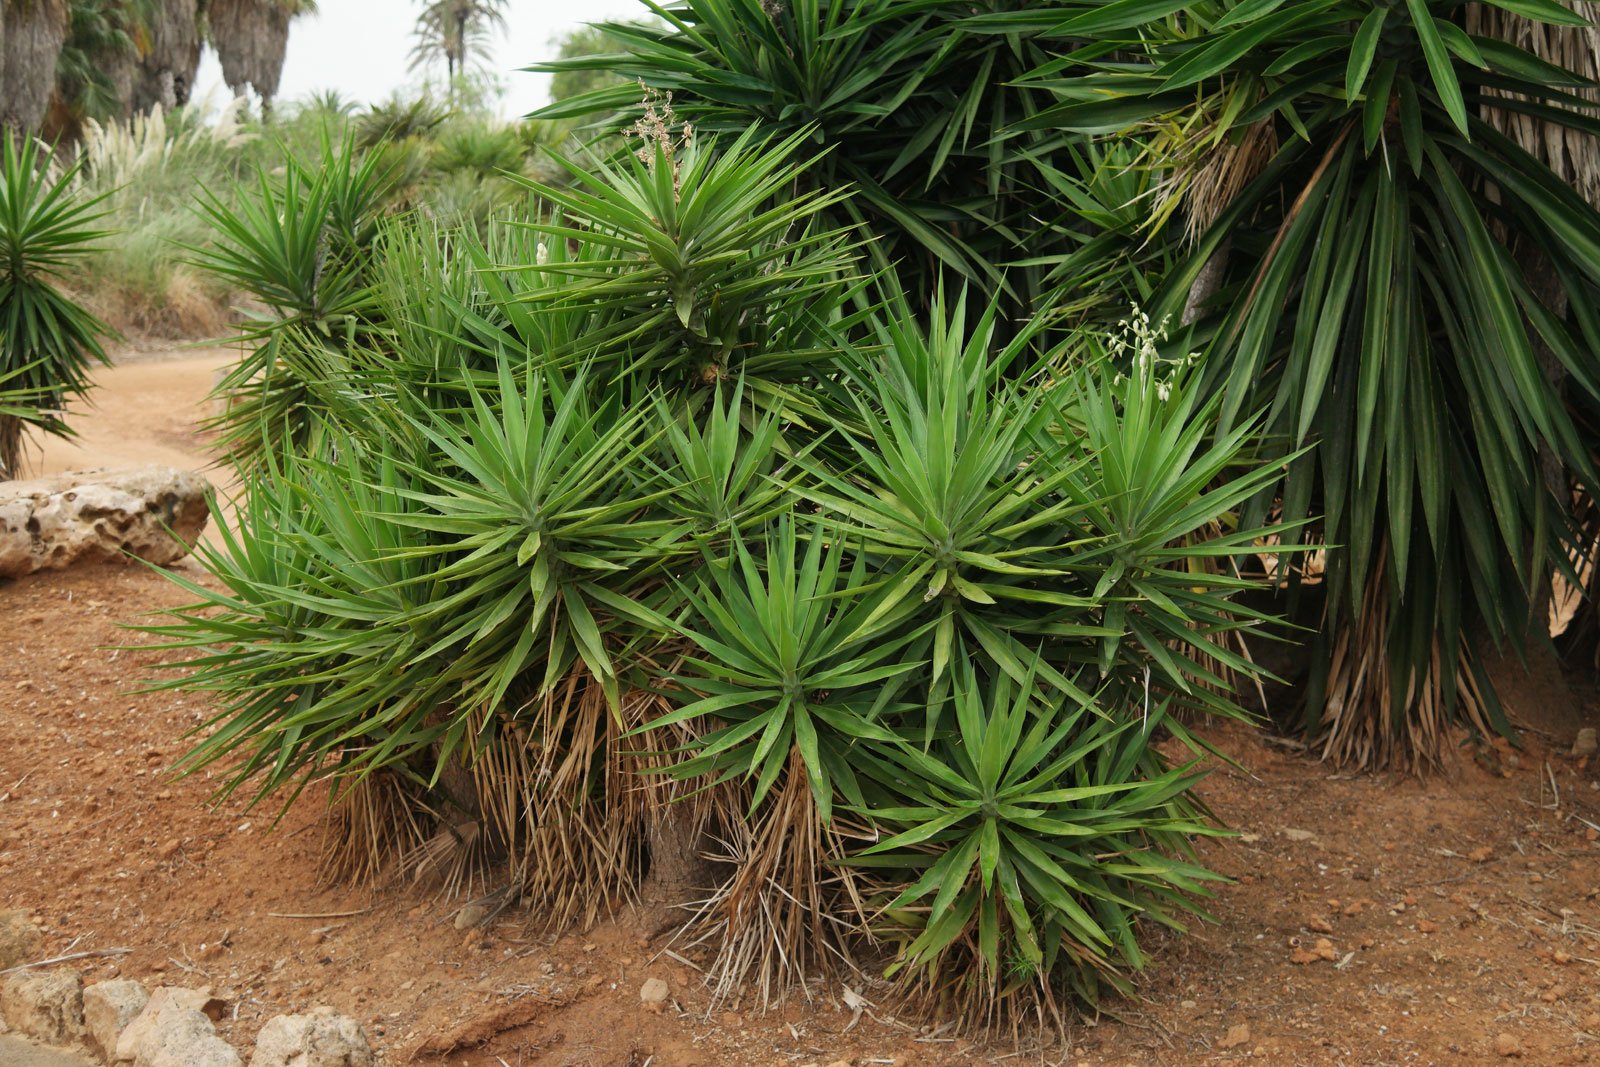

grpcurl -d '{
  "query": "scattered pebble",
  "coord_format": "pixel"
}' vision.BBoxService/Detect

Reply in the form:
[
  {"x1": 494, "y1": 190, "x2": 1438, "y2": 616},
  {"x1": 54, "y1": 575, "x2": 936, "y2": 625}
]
[
  {"x1": 639, "y1": 977, "x2": 669, "y2": 1011},
  {"x1": 1218, "y1": 1022, "x2": 1251, "y2": 1049}
]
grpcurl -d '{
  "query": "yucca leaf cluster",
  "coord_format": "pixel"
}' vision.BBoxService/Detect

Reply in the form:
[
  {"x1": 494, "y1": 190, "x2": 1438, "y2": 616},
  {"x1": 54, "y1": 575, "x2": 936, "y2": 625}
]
[
  {"x1": 1011, "y1": 0, "x2": 1600, "y2": 768},
  {"x1": 539, "y1": 0, "x2": 1600, "y2": 772},
  {"x1": 0, "y1": 135, "x2": 115, "y2": 478},
  {"x1": 153, "y1": 120, "x2": 1290, "y2": 1017}
]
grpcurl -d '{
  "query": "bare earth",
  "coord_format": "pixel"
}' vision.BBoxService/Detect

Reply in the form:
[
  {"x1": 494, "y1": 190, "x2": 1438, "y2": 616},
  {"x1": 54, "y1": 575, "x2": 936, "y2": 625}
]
[
  {"x1": 36, "y1": 346, "x2": 236, "y2": 477},
  {"x1": 2, "y1": 349, "x2": 1599, "y2": 1065}
]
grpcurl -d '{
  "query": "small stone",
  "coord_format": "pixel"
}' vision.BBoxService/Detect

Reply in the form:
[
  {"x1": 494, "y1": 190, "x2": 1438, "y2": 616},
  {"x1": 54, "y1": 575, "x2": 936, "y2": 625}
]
[
  {"x1": 1469, "y1": 847, "x2": 1494, "y2": 863},
  {"x1": 249, "y1": 1007, "x2": 373, "y2": 1067},
  {"x1": 1573, "y1": 728, "x2": 1597, "y2": 758},
  {"x1": 452, "y1": 904, "x2": 488, "y2": 931},
  {"x1": 639, "y1": 978, "x2": 670, "y2": 1010},
  {"x1": 1282, "y1": 828, "x2": 1315, "y2": 842},
  {"x1": 83, "y1": 978, "x2": 149, "y2": 1060},
  {"x1": 158, "y1": 839, "x2": 181, "y2": 860},
  {"x1": 1494, "y1": 1032, "x2": 1521, "y2": 1057},
  {"x1": 1307, "y1": 916, "x2": 1333, "y2": 934},
  {"x1": 1417, "y1": 920, "x2": 1438, "y2": 934},
  {"x1": 1218, "y1": 1022, "x2": 1251, "y2": 1049},
  {"x1": 115, "y1": 987, "x2": 233, "y2": 1063}
]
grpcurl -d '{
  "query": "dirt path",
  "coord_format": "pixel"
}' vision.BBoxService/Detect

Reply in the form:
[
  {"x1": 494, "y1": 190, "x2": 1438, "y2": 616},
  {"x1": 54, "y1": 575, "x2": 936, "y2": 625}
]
[
  {"x1": 2, "y1": 348, "x2": 1600, "y2": 1064},
  {"x1": 37, "y1": 346, "x2": 235, "y2": 477},
  {"x1": 0, "y1": 1036, "x2": 92, "y2": 1067}
]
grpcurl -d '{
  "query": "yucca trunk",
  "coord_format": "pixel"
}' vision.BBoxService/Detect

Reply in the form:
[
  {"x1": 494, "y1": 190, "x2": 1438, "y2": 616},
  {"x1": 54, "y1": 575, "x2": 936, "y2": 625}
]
[
  {"x1": 208, "y1": 0, "x2": 291, "y2": 107},
  {"x1": 0, "y1": 418, "x2": 27, "y2": 480},
  {"x1": 1468, "y1": 0, "x2": 1594, "y2": 658},
  {"x1": 0, "y1": 0, "x2": 70, "y2": 134},
  {"x1": 1467, "y1": 2, "x2": 1600, "y2": 209},
  {"x1": 131, "y1": 0, "x2": 200, "y2": 113}
]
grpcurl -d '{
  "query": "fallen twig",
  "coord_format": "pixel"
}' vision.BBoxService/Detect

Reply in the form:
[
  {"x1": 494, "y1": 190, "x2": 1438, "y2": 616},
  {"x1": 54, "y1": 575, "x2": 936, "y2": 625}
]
[
  {"x1": 264, "y1": 908, "x2": 372, "y2": 920},
  {"x1": 0, "y1": 948, "x2": 132, "y2": 976}
]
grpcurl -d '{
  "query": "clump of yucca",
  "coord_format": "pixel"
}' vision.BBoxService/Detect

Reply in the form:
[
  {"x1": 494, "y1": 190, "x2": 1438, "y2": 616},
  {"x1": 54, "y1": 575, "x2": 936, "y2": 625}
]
[{"x1": 149, "y1": 121, "x2": 1289, "y2": 1031}]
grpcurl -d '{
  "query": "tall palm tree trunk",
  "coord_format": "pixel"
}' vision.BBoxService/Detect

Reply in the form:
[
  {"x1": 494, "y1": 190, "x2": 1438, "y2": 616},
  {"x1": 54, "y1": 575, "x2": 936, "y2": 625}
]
[
  {"x1": 131, "y1": 0, "x2": 200, "y2": 112},
  {"x1": 0, "y1": 0, "x2": 70, "y2": 134},
  {"x1": 209, "y1": 0, "x2": 298, "y2": 112}
]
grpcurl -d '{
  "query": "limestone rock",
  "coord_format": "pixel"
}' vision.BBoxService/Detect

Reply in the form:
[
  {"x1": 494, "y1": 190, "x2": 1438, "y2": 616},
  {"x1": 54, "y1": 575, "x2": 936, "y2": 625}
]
[
  {"x1": 0, "y1": 968, "x2": 85, "y2": 1045},
  {"x1": 0, "y1": 912, "x2": 39, "y2": 970},
  {"x1": 639, "y1": 977, "x2": 669, "y2": 1008},
  {"x1": 115, "y1": 988, "x2": 238, "y2": 1067},
  {"x1": 83, "y1": 979, "x2": 149, "y2": 1060},
  {"x1": 1574, "y1": 727, "x2": 1598, "y2": 758},
  {"x1": 249, "y1": 1007, "x2": 373, "y2": 1067},
  {"x1": 0, "y1": 466, "x2": 211, "y2": 579}
]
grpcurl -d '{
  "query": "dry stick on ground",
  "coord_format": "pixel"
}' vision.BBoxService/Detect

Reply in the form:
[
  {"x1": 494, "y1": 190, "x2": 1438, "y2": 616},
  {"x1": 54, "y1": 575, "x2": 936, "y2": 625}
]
[
  {"x1": 264, "y1": 908, "x2": 372, "y2": 919},
  {"x1": 0, "y1": 948, "x2": 132, "y2": 976}
]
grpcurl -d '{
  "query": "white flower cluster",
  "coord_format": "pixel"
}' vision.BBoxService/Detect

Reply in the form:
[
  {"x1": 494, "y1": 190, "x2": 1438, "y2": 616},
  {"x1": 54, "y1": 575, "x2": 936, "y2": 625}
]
[{"x1": 1109, "y1": 308, "x2": 1198, "y2": 401}]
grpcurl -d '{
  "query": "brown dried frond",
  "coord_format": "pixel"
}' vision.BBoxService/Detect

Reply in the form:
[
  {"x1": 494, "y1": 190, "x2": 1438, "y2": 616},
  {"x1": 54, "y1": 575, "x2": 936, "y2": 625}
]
[
  {"x1": 132, "y1": 0, "x2": 202, "y2": 112},
  {"x1": 662, "y1": 750, "x2": 872, "y2": 1013},
  {"x1": 0, "y1": 0, "x2": 70, "y2": 134},
  {"x1": 1467, "y1": 1, "x2": 1600, "y2": 209},
  {"x1": 319, "y1": 771, "x2": 435, "y2": 886},
  {"x1": 401, "y1": 818, "x2": 491, "y2": 899},
  {"x1": 512, "y1": 672, "x2": 649, "y2": 930},
  {"x1": 1166, "y1": 118, "x2": 1278, "y2": 245},
  {"x1": 207, "y1": 0, "x2": 293, "y2": 103},
  {"x1": 1315, "y1": 547, "x2": 1493, "y2": 772}
]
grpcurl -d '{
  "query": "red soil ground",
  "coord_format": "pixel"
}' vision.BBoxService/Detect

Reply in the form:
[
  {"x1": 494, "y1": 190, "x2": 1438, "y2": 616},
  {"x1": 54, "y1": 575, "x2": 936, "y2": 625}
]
[{"x1": 3, "y1": 349, "x2": 1599, "y2": 1065}]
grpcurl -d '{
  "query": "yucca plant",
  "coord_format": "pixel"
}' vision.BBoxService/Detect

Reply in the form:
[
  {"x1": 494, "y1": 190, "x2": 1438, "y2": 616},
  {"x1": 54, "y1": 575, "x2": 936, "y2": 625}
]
[
  {"x1": 810, "y1": 297, "x2": 1287, "y2": 731},
  {"x1": 153, "y1": 113, "x2": 1298, "y2": 1027},
  {"x1": 503, "y1": 126, "x2": 860, "y2": 394},
  {"x1": 852, "y1": 659, "x2": 1223, "y2": 1015},
  {"x1": 0, "y1": 135, "x2": 114, "y2": 478},
  {"x1": 531, "y1": 0, "x2": 1089, "y2": 322},
  {"x1": 1009, "y1": 0, "x2": 1600, "y2": 768},
  {"x1": 624, "y1": 296, "x2": 1292, "y2": 1012},
  {"x1": 195, "y1": 134, "x2": 394, "y2": 468}
]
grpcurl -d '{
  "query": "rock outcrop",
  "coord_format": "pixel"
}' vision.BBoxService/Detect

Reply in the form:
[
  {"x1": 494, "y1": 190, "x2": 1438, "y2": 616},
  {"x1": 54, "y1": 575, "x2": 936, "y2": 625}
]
[
  {"x1": 249, "y1": 1008, "x2": 372, "y2": 1067},
  {"x1": 114, "y1": 987, "x2": 239, "y2": 1067},
  {"x1": 0, "y1": 467, "x2": 211, "y2": 579},
  {"x1": 0, "y1": 968, "x2": 86, "y2": 1045},
  {"x1": 83, "y1": 979, "x2": 150, "y2": 1061}
]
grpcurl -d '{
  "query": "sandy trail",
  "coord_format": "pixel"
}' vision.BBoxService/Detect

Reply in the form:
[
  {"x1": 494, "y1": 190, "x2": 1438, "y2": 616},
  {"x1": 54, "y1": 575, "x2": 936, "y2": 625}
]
[
  {"x1": 30, "y1": 345, "x2": 241, "y2": 549},
  {"x1": 36, "y1": 346, "x2": 236, "y2": 477}
]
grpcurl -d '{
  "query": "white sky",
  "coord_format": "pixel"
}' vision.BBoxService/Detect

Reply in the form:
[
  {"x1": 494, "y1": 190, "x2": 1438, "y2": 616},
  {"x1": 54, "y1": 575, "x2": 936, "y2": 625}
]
[{"x1": 194, "y1": 0, "x2": 651, "y2": 116}]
